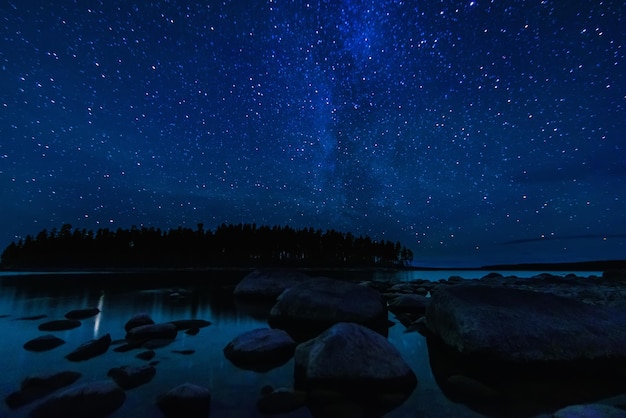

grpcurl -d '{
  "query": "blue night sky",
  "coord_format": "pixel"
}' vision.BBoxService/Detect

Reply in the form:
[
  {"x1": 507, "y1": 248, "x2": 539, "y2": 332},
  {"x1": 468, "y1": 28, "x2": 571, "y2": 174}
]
[{"x1": 0, "y1": 1, "x2": 624, "y2": 267}]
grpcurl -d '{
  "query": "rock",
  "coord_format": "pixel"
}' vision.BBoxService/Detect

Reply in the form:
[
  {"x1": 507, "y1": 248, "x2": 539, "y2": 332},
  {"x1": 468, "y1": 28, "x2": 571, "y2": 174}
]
[
  {"x1": 172, "y1": 349, "x2": 195, "y2": 355},
  {"x1": 268, "y1": 277, "x2": 388, "y2": 339},
  {"x1": 157, "y1": 382, "x2": 211, "y2": 418},
  {"x1": 387, "y1": 294, "x2": 429, "y2": 316},
  {"x1": 23, "y1": 334, "x2": 65, "y2": 352},
  {"x1": 124, "y1": 312, "x2": 155, "y2": 332},
  {"x1": 107, "y1": 365, "x2": 156, "y2": 389},
  {"x1": 168, "y1": 319, "x2": 211, "y2": 331},
  {"x1": 294, "y1": 322, "x2": 417, "y2": 396},
  {"x1": 136, "y1": 350, "x2": 156, "y2": 361},
  {"x1": 30, "y1": 380, "x2": 125, "y2": 418},
  {"x1": 38, "y1": 319, "x2": 81, "y2": 331},
  {"x1": 64, "y1": 308, "x2": 100, "y2": 320},
  {"x1": 185, "y1": 328, "x2": 200, "y2": 335},
  {"x1": 126, "y1": 323, "x2": 177, "y2": 343},
  {"x1": 66, "y1": 334, "x2": 112, "y2": 362},
  {"x1": 426, "y1": 283, "x2": 626, "y2": 364},
  {"x1": 553, "y1": 403, "x2": 626, "y2": 418},
  {"x1": 233, "y1": 269, "x2": 310, "y2": 300},
  {"x1": 17, "y1": 314, "x2": 47, "y2": 320},
  {"x1": 5, "y1": 371, "x2": 81, "y2": 409},
  {"x1": 257, "y1": 387, "x2": 306, "y2": 414},
  {"x1": 223, "y1": 328, "x2": 296, "y2": 372}
]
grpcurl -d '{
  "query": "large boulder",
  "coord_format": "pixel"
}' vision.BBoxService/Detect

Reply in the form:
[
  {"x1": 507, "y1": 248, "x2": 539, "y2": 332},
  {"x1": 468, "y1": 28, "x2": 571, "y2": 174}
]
[
  {"x1": 66, "y1": 334, "x2": 112, "y2": 362},
  {"x1": 387, "y1": 294, "x2": 430, "y2": 316},
  {"x1": 157, "y1": 382, "x2": 211, "y2": 418},
  {"x1": 30, "y1": 381, "x2": 125, "y2": 418},
  {"x1": 5, "y1": 371, "x2": 82, "y2": 409},
  {"x1": 294, "y1": 322, "x2": 417, "y2": 396},
  {"x1": 268, "y1": 278, "x2": 387, "y2": 339},
  {"x1": 223, "y1": 328, "x2": 296, "y2": 372},
  {"x1": 107, "y1": 365, "x2": 156, "y2": 389},
  {"x1": 233, "y1": 269, "x2": 310, "y2": 300},
  {"x1": 425, "y1": 283, "x2": 626, "y2": 364},
  {"x1": 23, "y1": 334, "x2": 65, "y2": 352}
]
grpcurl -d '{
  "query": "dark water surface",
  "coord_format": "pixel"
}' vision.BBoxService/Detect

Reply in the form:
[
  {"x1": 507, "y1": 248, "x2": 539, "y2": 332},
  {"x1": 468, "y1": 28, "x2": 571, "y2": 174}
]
[{"x1": 0, "y1": 270, "x2": 610, "y2": 417}]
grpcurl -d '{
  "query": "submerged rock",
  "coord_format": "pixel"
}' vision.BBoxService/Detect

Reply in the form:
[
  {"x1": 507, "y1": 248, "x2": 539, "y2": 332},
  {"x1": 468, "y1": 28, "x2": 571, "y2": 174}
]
[
  {"x1": 38, "y1": 319, "x2": 81, "y2": 331},
  {"x1": 157, "y1": 382, "x2": 211, "y2": 418},
  {"x1": 5, "y1": 371, "x2": 81, "y2": 409},
  {"x1": 224, "y1": 328, "x2": 296, "y2": 372},
  {"x1": 66, "y1": 334, "x2": 112, "y2": 362},
  {"x1": 23, "y1": 334, "x2": 65, "y2": 352},
  {"x1": 233, "y1": 269, "x2": 310, "y2": 300},
  {"x1": 30, "y1": 380, "x2": 125, "y2": 418},
  {"x1": 257, "y1": 387, "x2": 306, "y2": 414},
  {"x1": 65, "y1": 308, "x2": 100, "y2": 320},
  {"x1": 268, "y1": 277, "x2": 388, "y2": 339},
  {"x1": 553, "y1": 403, "x2": 626, "y2": 418}
]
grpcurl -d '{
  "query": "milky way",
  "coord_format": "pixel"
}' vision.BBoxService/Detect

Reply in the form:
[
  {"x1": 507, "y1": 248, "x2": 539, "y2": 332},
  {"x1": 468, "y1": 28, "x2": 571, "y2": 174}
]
[{"x1": 1, "y1": 1, "x2": 624, "y2": 266}]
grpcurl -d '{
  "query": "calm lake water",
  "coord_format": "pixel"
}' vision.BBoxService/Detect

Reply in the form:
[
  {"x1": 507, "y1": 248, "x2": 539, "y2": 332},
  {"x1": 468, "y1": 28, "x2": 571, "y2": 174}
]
[{"x1": 0, "y1": 269, "x2": 605, "y2": 417}]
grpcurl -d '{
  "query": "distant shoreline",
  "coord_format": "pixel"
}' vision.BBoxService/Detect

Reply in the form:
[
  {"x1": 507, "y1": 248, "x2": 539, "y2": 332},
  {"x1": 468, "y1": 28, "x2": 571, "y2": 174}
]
[{"x1": 1, "y1": 259, "x2": 625, "y2": 274}]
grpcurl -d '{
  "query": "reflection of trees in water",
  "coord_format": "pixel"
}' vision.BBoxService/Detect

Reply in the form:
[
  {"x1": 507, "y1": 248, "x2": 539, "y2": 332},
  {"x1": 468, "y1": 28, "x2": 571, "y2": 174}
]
[{"x1": 1, "y1": 223, "x2": 413, "y2": 268}]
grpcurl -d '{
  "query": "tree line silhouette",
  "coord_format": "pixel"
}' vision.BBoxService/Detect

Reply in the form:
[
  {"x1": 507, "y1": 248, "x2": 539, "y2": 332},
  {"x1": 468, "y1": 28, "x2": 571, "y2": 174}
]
[{"x1": 1, "y1": 223, "x2": 414, "y2": 269}]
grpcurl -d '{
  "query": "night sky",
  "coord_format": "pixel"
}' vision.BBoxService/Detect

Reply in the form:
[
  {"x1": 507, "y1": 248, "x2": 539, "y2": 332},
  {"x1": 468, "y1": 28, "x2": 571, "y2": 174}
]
[{"x1": 1, "y1": 1, "x2": 624, "y2": 267}]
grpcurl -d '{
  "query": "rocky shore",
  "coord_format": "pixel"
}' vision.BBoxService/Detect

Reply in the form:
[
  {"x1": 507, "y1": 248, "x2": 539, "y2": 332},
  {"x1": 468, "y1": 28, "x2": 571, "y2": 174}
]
[{"x1": 5, "y1": 268, "x2": 626, "y2": 417}]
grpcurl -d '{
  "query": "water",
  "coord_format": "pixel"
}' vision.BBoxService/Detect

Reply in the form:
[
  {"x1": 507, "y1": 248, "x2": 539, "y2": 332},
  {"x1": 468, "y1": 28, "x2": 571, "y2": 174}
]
[{"x1": 0, "y1": 270, "x2": 605, "y2": 417}]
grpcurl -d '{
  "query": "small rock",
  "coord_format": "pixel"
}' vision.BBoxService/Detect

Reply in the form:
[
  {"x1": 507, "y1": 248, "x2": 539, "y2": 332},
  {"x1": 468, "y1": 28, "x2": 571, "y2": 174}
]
[
  {"x1": 30, "y1": 381, "x2": 125, "y2": 418},
  {"x1": 124, "y1": 313, "x2": 155, "y2": 332},
  {"x1": 64, "y1": 308, "x2": 100, "y2": 320},
  {"x1": 107, "y1": 365, "x2": 156, "y2": 390},
  {"x1": 157, "y1": 382, "x2": 211, "y2": 418},
  {"x1": 66, "y1": 334, "x2": 112, "y2": 362},
  {"x1": 126, "y1": 323, "x2": 177, "y2": 343},
  {"x1": 5, "y1": 371, "x2": 82, "y2": 409},
  {"x1": 38, "y1": 319, "x2": 81, "y2": 331},
  {"x1": 168, "y1": 319, "x2": 211, "y2": 331},
  {"x1": 23, "y1": 335, "x2": 65, "y2": 352},
  {"x1": 172, "y1": 349, "x2": 195, "y2": 355},
  {"x1": 223, "y1": 328, "x2": 296, "y2": 372},
  {"x1": 17, "y1": 314, "x2": 47, "y2": 321},
  {"x1": 185, "y1": 328, "x2": 200, "y2": 336}
]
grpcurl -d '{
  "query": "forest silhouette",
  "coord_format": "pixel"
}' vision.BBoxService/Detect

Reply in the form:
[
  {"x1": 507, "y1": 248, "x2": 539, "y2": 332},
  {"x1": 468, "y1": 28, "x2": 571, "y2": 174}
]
[{"x1": 1, "y1": 223, "x2": 413, "y2": 269}]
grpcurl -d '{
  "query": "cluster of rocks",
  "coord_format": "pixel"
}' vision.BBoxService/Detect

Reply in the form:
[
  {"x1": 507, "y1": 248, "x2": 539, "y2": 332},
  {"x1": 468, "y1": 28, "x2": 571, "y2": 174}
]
[
  {"x1": 8, "y1": 307, "x2": 212, "y2": 417},
  {"x1": 368, "y1": 270, "x2": 626, "y2": 416}
]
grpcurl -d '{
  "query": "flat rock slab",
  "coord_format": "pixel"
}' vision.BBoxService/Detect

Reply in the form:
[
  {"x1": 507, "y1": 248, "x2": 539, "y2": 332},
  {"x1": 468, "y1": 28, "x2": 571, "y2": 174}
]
[
  {"x1": 224, "y1": 328, "x2": 296, "y2": 371},
  {"x1": 38, "y1": 319, "x2": 81, "y2": 331},
  {"x1": 124, "y1": 313, "x2": 155, "y2": 332},
  {"x1": 23, "y1": 334, "x2": 65, "y2": 352},
  {"x1": 65, "y1": 308, "x2": 100, "y2": 320},
  {"x1": 426, "y1": 283, "x2": 626, "y2": 363},
  {"x1": 30, "y1": 381, "x2": 125, "y2": 418}
]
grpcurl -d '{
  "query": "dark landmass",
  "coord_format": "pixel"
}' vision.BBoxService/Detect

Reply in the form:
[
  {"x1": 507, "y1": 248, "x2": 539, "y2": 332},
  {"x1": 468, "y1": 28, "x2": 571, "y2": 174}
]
[
  {"x1": 0, "y1": 223, "x2": 413, "y2": 270},
  {"x1": 481, "y1": 259, "x2": 626, "y2": 272}
]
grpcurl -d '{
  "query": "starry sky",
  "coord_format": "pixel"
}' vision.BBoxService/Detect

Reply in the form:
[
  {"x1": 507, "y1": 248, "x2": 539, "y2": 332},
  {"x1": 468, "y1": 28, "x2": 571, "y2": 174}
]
[{"x1": 1, "y1": 1, "x2": 624, "y2": 267}]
